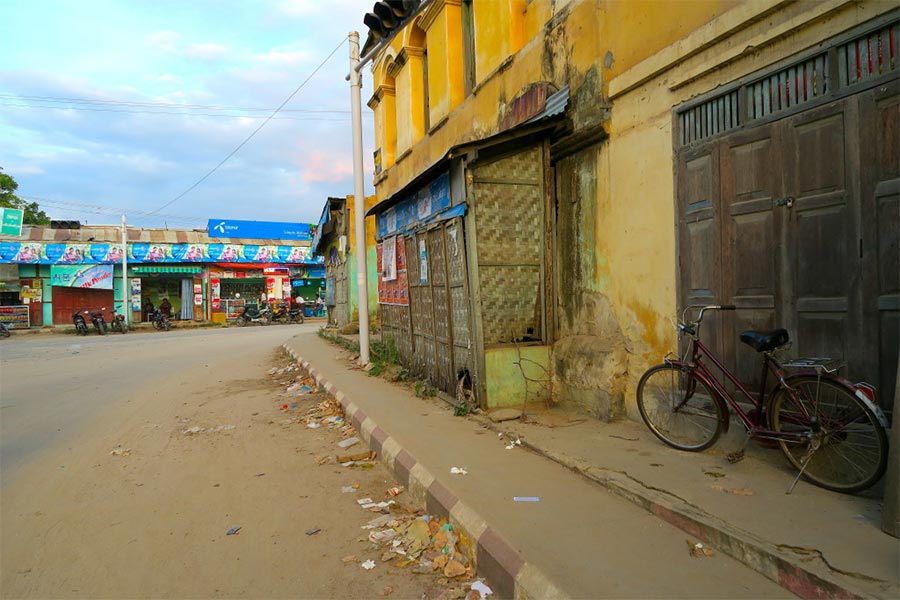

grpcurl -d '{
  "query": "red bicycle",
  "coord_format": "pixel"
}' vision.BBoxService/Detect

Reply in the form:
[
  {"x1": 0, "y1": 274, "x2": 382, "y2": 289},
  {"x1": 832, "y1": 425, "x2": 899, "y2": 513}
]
[{"x1": 637, "y1": 305, "x2": 889, "y2": 494}]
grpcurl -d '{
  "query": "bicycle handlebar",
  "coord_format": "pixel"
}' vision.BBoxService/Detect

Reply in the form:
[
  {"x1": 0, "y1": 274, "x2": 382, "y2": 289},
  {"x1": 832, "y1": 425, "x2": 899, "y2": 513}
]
[{"x1": 680, "y1": 304, "x2": 737, "y2": 328}]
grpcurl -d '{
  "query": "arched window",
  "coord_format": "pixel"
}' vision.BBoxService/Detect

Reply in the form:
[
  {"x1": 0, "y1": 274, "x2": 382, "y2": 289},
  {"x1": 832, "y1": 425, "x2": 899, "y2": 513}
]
[{"x1": 368, "y1": 56, "x2": 397, "y2": 171}]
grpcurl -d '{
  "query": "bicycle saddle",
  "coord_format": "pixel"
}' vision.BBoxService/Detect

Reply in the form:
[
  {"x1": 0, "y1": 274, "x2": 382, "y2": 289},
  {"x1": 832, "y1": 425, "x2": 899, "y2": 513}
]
[{"x1": 739, "y1": 329, "x2": 789, "y2": 352}]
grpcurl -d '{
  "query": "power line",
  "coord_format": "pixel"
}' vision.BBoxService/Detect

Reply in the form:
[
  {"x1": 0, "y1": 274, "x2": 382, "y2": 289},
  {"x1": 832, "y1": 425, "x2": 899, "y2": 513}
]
[
  {"x1": 21, "y1": 195, "x2": 206, "y2": 225},
  {"x1": 0, "y1": 93, "x2": 350, "y2": 114},
  {"x1": 148, "y1": 36, "x2": 347, "y2": 216},
  {"x1": 0, "y1": 102, "x2": 351, "y2": 121}
]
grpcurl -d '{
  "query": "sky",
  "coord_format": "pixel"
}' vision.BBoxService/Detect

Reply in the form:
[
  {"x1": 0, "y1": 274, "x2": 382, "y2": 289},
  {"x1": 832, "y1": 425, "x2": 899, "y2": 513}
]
[{"x1": 1, "y1": 0, "x2": 377, "y2": 230}]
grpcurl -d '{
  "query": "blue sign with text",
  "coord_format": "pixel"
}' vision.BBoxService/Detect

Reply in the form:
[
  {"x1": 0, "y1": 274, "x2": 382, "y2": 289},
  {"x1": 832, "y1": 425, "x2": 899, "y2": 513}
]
[{"x1": 207, "y1": 219, "x2": 313, "y2": 241}]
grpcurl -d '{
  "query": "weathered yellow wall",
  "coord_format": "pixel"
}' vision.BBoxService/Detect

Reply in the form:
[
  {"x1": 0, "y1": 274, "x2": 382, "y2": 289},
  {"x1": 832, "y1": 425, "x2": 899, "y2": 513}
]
[
  {"x1": 367, "y1": 0, "x2": 900, "y2": 418},
  {"x1": 484, "y1": 345, "x2": 551, "y2": 408}
]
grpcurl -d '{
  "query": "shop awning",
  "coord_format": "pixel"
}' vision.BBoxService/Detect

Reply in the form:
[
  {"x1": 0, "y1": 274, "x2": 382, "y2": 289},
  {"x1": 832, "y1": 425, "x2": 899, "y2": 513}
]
[{"x1": 132, "y1": 266, "x2": 203, "y2": 274}]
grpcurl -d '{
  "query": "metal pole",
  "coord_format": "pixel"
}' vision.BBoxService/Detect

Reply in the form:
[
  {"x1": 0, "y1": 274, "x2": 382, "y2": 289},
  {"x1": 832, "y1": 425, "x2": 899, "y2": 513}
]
[
  {"x1": 349, "y1": 31, "x2": 370, "y2": 366},
  {"x1": 121, "y1": 213, "x2": 129, "y2": 326}
]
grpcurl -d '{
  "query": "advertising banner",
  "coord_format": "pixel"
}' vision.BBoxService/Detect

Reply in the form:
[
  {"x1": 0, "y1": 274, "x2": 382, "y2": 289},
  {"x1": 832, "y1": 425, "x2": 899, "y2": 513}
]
[
  {"x1": 0, "y1": 241, "x2": 323, "y2": 265},
  {"x1": 50, "y1": 265, "x2": 114, "y2": 289},
  {"x1": 207, "y1": 219, "x2": 314, "y2": 241},
  {"x1": 130, "y1": 278, "x2": 142, "y2": 311},
  {"x1": 376, "y1": 241, "x2": 409, "y2": 306}
]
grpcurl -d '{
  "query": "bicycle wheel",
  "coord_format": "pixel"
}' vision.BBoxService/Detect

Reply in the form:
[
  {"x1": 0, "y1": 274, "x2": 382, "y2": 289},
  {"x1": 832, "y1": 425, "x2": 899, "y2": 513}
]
[
  {"x1": 637, "y1": 364, "x2": 725, "y2": 451},
  {"x1": 768, "y1": 376, "x2": 888, "y2": 493}
]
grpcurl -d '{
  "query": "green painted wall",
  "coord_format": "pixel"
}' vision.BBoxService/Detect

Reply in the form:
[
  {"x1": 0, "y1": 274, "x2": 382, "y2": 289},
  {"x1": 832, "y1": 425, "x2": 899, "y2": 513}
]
[{"x1": 484, "y1": 345, "x2": 551, "y2": 408}]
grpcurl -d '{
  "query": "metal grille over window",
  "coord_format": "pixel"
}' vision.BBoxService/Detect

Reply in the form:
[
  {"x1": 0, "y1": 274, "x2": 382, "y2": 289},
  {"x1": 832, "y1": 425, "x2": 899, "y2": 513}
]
[
  {"x1": 679, "y1": 90, "x2": 740, "y2": 145},
  {"x1": 838, "y1": 22, "x2": 899, "y2": 86},
  {"x1": 746, "y1": 54, "x2": 828, "y2": 121}
]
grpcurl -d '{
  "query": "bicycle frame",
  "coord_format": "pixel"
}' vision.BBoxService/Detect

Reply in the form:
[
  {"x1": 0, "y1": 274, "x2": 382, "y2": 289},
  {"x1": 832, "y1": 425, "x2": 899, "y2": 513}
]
[{"x1": 667, "y1": 328, "x2": 811, "y2": 444}]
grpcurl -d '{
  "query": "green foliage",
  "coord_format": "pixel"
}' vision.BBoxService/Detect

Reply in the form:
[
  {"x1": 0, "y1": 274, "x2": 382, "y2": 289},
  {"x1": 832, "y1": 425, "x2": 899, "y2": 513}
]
[
  {"x1": 0, "y1": 168, "x2": 50, "y2": 225},
  {"x1": 453, "y1": 401, "x2": 471, "y2": 416},
  {"x1": 371, "y1": 336, "x2": 400, "y2": 365},
  {"x1": 414, "y1": 380, "x2": 436, "y2": 398}
]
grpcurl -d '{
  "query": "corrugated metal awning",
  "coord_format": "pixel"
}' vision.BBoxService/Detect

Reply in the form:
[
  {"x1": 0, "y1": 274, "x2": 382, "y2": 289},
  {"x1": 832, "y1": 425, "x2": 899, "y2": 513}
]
[{"x1": 132, "y1": 266, "x2": 203, "y2": 274}]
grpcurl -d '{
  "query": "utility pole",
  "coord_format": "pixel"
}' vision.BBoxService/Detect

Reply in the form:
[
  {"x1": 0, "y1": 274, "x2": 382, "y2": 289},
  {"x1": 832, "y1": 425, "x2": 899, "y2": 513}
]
[
  {"x1": 349, "y1": 31, "x2": 370, "y2": 366},
  {"x1": 121, "y1": 213, "x2": 129, "y2": 326}
]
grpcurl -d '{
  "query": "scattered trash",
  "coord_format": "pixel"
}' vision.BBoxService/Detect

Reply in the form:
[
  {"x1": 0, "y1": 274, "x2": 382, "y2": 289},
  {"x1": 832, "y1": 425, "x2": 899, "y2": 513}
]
[
  {"x1": 338, "y1": 436, "x2": 361, "y2": 449},
  {"x1": 711, "y1": 485, "x2": 755, "y2": 496},
  {"x1": 342, "y1": 486, "x2": 357, "y2": 494},
  {"x1": 226, "y1": 526, "x2": 242, "y2": 536},
  {"x1": 504, "y1": 437, "x2": 524, "y2": 450},
  {"x1": 341, "y1": 555, "x2": 357, "y2": 563},
  {"x1": 363, "y1": 514, "x2": 395, "y2": 529},
  {"x1": 703, "y1": 470, "x2": 726, "y2": 478},
  {"x1": 687, "y1": 540, "x2": 714, "y2": 558},
  {"x1": 378, "y1": 585, "x2": 394, "y2": 596},
  {"x1": 337, "y1": 451, "x2": 376, "y2": 463},
  {"x1": 307, "y1": 422, "x2": 321, "y2": 429},
  {"x1": 281, "y1": 404, "x2": 289, "y2": 410},
  {"x1": 290, "y1": 403, "x2": 298, "y2": 409},
  {"x1": 357, "y1": 497, "x2": 374, "y2": 505},
  {"x1": 305, "y1": 527, "x2": 321, "y2": 536},
  {"x1": 450, "y1": 467, "x2": 468, "y2": 475},
  {"x1": 513, "y1": 496, "x2": 540, "y2": 502},
  {"x1": 361, "y1": 559, "x2": 376, "y2": 570},
  {"x1": 69, "y1": 344, "x2": 81, "y2": 354},
  {"x1": 387, "y1": 486, "x2": 405, "y2": 496},
  {"x1": 443, "y1": 559, "x2": 467, "y2": 578},
  {"x1": 470, "y1": 580, "x2": 493, "y2": 597},
  {"x1": 368, "y1": 528, "x2": 397, "y2": 543},
  {"x1": 649, "y1": 463, "x2": 664, "y2": 467},
  {"x1": 183, "y1": 426, "x2": 204, "y2": 435},
  {"x1": 213, "y1": 424, "x2": 235, "y2": 432},
  {"x1": 109, "y1": 447, "x2": 131, "y2": 456}
]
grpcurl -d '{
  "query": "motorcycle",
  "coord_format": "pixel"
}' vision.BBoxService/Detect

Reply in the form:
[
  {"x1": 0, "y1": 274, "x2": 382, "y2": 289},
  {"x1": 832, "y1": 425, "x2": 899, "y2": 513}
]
[
  {"x1": 109, "y1": 307, "x2": 128, "y2": 333},
  {"x1": 0, "y1": 321, "x2": 9, "y2": 338},
  {"x1": 270, "y1": 301, "x2": 303, "y2": 324},
  {"x1": 234, "y1": 303, "x2": 271, "y2": 326},
  {"x1": 72, "y1": 310, "x2": 89, "y2": 335},
  {"x1": 150, "y1": 309, "x2": 171, "y2": 331},
  {"x1": 287, "y1": 304, "x2": 305, "y2": 324},
  {"x1": 89, "y1": 308, "x2": 107, "y2": 335}
]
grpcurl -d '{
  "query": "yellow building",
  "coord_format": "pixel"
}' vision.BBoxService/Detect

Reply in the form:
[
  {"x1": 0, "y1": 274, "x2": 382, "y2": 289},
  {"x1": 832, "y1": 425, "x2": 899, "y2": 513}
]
[{"x1": 362, "y1": 0, "x2": 899, "y2": 418}]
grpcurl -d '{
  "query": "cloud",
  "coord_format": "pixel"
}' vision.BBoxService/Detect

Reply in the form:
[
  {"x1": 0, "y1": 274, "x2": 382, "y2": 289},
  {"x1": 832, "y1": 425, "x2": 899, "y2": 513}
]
[
  {"x1": 183, "y1": 42, "x2": 230, "y2": 61},
  {"x1": 302, "y1": 151, "x2": 354, "y2": 183},
  {"x1": 146, "y1": 31, "x2": 180, "y2": 52}
]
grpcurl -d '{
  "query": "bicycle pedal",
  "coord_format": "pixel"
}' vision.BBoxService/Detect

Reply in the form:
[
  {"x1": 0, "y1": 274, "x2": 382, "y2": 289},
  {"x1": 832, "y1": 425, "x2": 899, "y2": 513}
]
[{"x1": 726, "y1": 450, "x2": 745, "y2": 464}]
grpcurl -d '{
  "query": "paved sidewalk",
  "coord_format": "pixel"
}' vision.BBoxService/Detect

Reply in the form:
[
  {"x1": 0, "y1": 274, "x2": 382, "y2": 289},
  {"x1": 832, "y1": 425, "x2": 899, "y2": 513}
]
[{"x1": 284, "y1": 331, "x2": 899, "y2": 599}]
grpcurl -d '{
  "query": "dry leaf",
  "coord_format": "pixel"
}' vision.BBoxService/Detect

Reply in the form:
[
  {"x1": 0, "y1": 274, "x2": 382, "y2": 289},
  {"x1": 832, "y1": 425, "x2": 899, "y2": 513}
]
[
  {"x1": 444, "y1": 559, "x2": 467, "y2": 578},
  {"x1": 711, "y1": 485, "x2": 755, "y2": 496},
  {"x1": 341, "y1": 554, "x2": 357, "y2": 563},
  {"x1": 378, "y1": 587, "x2": 394, "y2": 597}
]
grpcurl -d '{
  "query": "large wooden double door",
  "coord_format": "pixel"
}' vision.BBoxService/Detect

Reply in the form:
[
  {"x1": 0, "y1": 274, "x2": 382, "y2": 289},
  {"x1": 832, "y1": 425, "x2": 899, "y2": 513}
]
[{"x1": 677, "y1": 83, "x2": 899, "y2": 413}]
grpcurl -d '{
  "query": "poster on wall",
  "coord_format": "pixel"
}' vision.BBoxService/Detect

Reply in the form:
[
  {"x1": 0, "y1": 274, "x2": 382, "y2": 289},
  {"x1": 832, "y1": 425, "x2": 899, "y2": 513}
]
[
  {"x1": 382, "y1": 236, "x2": 397, "y2": 281},
  {"x1": 50, "y1": 265, "x2": 114, "y2": 289},
  {"x1": 130, "y1": 278, "x2": 142, "y2": 311},
  {"x1": 194, "y1": 294, "x2": 203, "y2": 306},
  {"x1": 376, "y1": 241, "x2": 409, "y2": 306},
  {"x1": 419, "y1": 239, "x2": 428, "y2": 283},
  {"x1": 20, "y1": 280, "x2": 42, "y2": 302}
]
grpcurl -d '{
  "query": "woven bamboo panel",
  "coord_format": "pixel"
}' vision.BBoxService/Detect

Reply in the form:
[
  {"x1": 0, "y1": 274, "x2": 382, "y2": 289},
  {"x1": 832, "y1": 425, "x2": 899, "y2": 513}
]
[
  {"x1": 453, "y1": 346, "x2": 472, "y2": 379},
  {"x1": 474, "y1": 181, "x2": 542, "y2": 265},
  {"x1": 479, "y1": 265, "x2": 541, "y2": 344},
  {"x1": 405, "y1": 236, "x2": 419, "y2": 285},
  {"x1": 445, "y1": 220, "x2": 466, "y2": 286},
  {"x1": 450, "y1": 285, "x2": 470, "y2": 347},
  {"x1": 428, "y1": 228, "x2": 446, "y2": 286},
  {"x1": 421, "y1": 336, "x2": 436, "y2": 381},
  {"x1": 411, "y1": 333, "x2": 427, "y2": 376},
  {"x1": 418, "y1": 286, "x2": 434, "y2": 336},
  {"x1": 432, "y1": 285, "x2": 450, "y2": 342},
  {"x1": 435, "y1": 341, "x2": 453, "y2": 393}
]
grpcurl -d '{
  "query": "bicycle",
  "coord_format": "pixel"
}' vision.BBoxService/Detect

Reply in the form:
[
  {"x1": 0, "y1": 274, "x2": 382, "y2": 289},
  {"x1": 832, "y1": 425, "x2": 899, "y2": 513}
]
[{"x1": 636, "y1": 305, "x2": 889, "y2": 494}]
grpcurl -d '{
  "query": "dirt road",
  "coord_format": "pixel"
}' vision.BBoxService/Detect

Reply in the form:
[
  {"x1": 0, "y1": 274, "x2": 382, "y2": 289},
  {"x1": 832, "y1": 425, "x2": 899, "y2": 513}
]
[{"x1": 1, "y1": 330, "x2": 471, "y2": 599}]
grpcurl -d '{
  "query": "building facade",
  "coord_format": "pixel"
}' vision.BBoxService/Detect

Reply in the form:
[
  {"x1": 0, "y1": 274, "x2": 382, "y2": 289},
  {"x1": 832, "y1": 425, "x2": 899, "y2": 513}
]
[
  {"x1": 362, "y1": 0, "x2": 899, "y2": 417},
  {"x1": 0, "y1": 225, "x2": 323, "y2": 328}
]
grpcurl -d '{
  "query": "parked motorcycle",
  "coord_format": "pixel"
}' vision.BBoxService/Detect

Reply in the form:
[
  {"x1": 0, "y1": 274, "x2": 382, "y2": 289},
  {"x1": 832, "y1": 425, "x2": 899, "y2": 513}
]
[
  {"x1": 234, "y1": 303, "x2": 271, "y2": 326},
  {"x1": 72, "y1": 310, "x2": 89, "y2": 335},
  {"x1": 109, "y1": 307, "x2": 128, "y2": 333},
  {"x1": 287, "y1": 304, "x2": 305, "y2": 324},
  {"x1": 0, "y1": 321, "x2": 9, "y2": 338},
  {"x1": 270, "y1": 301, "x2": 302, "y2": 324},
  {"x1": 89, "y1": 308, "x2": 107, "y2": 335},
  {"x1": 150, "y1": 309, "x2": 171, "y2": 331}
]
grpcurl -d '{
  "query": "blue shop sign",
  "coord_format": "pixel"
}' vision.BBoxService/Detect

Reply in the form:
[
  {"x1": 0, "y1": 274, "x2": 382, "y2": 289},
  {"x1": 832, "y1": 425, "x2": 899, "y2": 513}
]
[{"x1": 207, "y1": 219, "x2": 314, "y2": 241}]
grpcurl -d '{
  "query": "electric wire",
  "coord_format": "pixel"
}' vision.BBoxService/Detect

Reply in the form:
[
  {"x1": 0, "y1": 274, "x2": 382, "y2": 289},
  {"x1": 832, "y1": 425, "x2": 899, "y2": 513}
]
[
  {"x1": 0, "y1": 93, "x2": 351, "y2": 114},
  {"x1": 147, "y1": 37, "x2": 347, "y2": 216},
  {"x1": 21, "y1": 195, "x2": 207, "y2": 226},
  {"x1": 0, "y1": 102, "x2": 350, "y2": 120}
]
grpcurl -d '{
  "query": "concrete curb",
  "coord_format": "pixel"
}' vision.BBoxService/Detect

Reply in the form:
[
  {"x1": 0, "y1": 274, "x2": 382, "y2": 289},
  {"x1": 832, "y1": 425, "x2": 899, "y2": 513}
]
[
  {"x1": 283, "y1": 344, "x2": 569, "y2": 600},
  {"x1": 475, "y1": 418, "x2": 888, "y2": 600}
]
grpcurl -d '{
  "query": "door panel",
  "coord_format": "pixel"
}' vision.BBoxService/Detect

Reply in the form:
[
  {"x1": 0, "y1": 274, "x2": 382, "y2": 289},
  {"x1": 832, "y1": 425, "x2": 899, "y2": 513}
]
[{"x1": 721, "y1": 127, "x2": 783, "y2": 387}]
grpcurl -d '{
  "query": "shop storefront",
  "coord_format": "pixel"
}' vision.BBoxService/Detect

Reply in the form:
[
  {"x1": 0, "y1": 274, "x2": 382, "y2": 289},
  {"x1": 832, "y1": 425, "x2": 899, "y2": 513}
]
[{"x1": 131, "y1": 265, "x2": 204, "y2": 322}]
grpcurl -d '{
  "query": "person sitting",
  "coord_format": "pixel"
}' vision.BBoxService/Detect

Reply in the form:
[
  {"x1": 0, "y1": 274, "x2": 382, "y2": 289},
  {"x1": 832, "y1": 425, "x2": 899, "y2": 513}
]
[
  {"x1": 143, "y1": 300, "x2": 154, "y2": 321},
  {"x1": 159, "y1": 297, "x2": 172, "y2": 318}
]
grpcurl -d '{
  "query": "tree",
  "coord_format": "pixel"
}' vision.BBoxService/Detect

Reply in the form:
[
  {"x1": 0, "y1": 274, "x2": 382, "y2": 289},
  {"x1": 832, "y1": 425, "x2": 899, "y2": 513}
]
[{"x1": 0, "y1": 167, "x2": 50, "y2": 225}]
